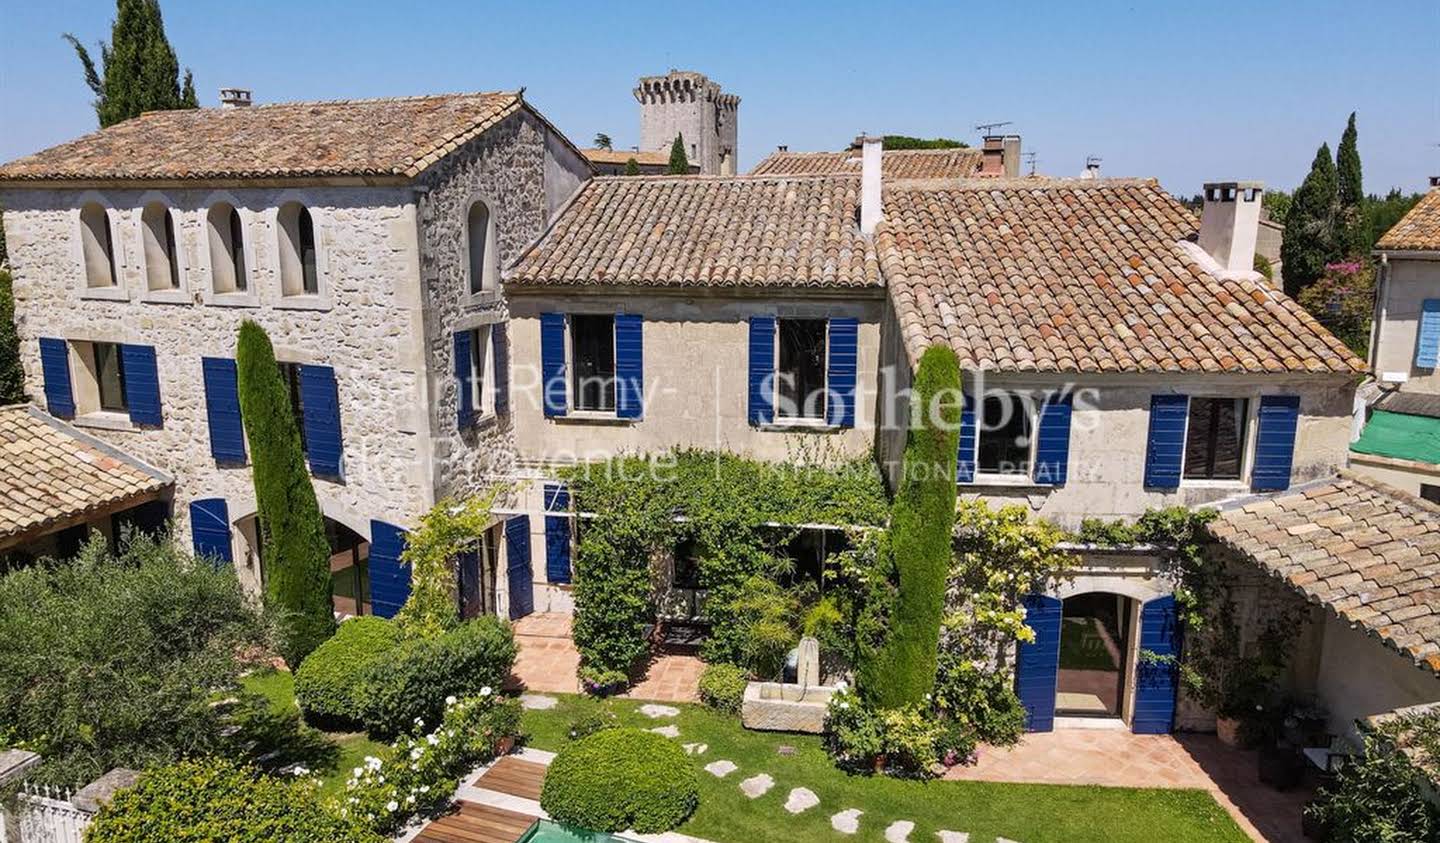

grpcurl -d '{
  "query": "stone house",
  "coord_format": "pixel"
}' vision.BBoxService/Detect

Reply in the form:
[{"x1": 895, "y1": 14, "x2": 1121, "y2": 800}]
[{"x1": 0, "y1": 90, "x2": 591, "y2": 617}]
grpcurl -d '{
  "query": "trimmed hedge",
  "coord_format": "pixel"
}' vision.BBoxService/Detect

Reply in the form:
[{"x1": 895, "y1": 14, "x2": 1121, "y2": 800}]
[
  {"x1": 295, "y1": 616, "x2": 400, "y2": 728},
  {"x1": 698, "y1": 663, "x2": 748, "y2": 714},
  {"x1": 86, "y1": 758, "x2": 375, "y2": 843},
  {"x1": 540, "y1": 728, "x2": 698, "y2": 833},
  {"x1": 358, "y1": 616, "x2": 516, "y2": 738}
]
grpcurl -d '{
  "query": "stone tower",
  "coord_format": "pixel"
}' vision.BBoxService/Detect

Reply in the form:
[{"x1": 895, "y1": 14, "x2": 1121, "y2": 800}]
[{"x1": 635, "y1": 70, "x2": 739, "y2": 175}]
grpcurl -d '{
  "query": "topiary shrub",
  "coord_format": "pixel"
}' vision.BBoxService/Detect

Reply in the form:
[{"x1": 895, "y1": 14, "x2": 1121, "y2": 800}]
[
  {"x1": 358, "y1": 616, "x2": 516, "y2": 738},
  {"x1": 295, "y1": 617, "x2": 400, "y2": 728},
  {"x1": 87, "y1": 758, "x2": 375, "y2": 843},
  {"x1": 540, "y1": 728, "x2": 698, "y2": 833},
  {"x1": 698, "y1": 663, "x2": 748, "y2": 714}
]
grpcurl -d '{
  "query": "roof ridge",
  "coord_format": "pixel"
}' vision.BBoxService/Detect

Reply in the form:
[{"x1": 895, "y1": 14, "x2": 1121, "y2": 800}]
[
  {"x1": 152, "y1": 90, "x2": 516, "y2": 114},
  {"x1": 589, "y1": 172, "x2": 861, "y2": 184},
  {"x1": 887, "y1": 176, "x2": 1161, "y2": 190}
]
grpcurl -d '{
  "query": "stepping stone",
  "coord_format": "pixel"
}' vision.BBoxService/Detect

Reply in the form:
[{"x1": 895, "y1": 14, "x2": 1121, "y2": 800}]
[
  {"x1": 936, "y1": 833, "x2": 969, "y2": 843},
  {"x1": 682, "y1": 742, "x2": 708, "y2": 756},
  {"x1": 639, "y1": 704, "x2": 680, "y2": 719},
  {"x1": 885, "y1": 821, "x2": 914, "y2": 842},
  {"x1": 519, "y1": 694, "x2": 557, "y2": 710},
  {"x1": 704, "y1": 760, "x2": 737, "y2": 778},
  {"x1": 649, "y1": 725, "x2": 680, "y2": 738},
  {"x1": 997, "y1": 839, "x2": 1021, "y2": 843},
  {"x1": 783, "y1": 787, "x2": 819, "y2": 814},
  {"x1": 831, "y1": 809, "x2": 863, "y2": 834},
  {"x1": 739, "y1": 774, "x2": 773, "y2": 799}
]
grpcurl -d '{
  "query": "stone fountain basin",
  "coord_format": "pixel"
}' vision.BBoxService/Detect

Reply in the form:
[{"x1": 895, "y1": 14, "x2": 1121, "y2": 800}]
[{"x1": 740, "y1": 681, "x2": 836, "y2": 734}]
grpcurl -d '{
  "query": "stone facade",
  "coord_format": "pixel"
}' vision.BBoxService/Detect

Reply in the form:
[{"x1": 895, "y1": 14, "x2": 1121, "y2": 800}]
[
  {"x1": 1372, "y1": 253, "x2": 1440, "y2": 393},
  {"x1": 635, "y1": 70, "x2": 740, "y2": 176}
]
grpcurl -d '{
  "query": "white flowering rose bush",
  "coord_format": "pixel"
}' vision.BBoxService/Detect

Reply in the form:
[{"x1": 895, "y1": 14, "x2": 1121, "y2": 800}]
[{"x1": 338, "y1": 689, "x2": 522, "y2": 835}]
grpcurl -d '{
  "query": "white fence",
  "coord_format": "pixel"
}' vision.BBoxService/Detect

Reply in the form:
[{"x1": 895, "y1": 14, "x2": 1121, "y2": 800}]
[{"x1": 4, "y1": 785, "x2": 92, "y2": 843}]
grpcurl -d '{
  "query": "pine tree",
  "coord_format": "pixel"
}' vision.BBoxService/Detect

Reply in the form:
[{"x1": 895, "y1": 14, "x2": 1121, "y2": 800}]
[
  {"x1": 623, "y1": 157, "x2": 640, "y2": 176},
  {"x1": 593, "y1": 133, "x2": 613, "y2": 151},
  {"x1": 64, "y1": 0, "x2": 198, "y2": 128},
  {"x1": 235, "y1": 321, "x2": 335, "y2": 667},
  {"x1": 0, "y1": 268, "x2": 25, "y2": 405},
  {"x1": 1335, "y1": 112, "x2": 1368, "y2": 257},
  {"x1": 1281, "y1": 143, "x2": 1339, "y2": 297},
  {"x1": 667, "y1": 134, "x2": 690, "y2": 175}
]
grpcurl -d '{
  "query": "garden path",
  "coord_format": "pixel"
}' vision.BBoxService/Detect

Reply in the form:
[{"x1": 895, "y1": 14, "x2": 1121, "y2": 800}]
[{"x1": 507, "y1": 613, "x2": 702, "y2": 702}]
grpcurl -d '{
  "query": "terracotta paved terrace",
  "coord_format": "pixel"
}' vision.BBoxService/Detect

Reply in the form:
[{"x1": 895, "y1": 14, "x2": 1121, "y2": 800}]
[{"x1": 507, "y1": 613, "x2": 701, "y2": 702}]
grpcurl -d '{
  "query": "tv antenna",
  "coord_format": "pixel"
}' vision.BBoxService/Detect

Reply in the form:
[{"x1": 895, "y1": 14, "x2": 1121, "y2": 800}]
[
  {"x1": 1023, "y1": 151, "x2": 1039, "y2": 175},
  {"x1": 975, "y1": 121, "x2": 1013, "y2": 136}
]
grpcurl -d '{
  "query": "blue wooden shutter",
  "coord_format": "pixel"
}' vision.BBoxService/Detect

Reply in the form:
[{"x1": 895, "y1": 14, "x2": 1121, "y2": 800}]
[
  {"x1": 541, "y1": 313, "x2": 567, "y2": 417},
  {"x1": 201, "y1": 357, "x2": 246, "y2": 465},
  {"x1": 189, "y1": 498, "x2": 232, "y2": 566},
  {"x1": 369, "y1": 520, "x2": 410, "y2": 619},
  {"x1": 38, "y1": 338, "x2": 75, "y2": 418},
  {"x1": 492, "y1": 322, "x2": 510, "y2": 416},
  {"x1": 826, "y1": 317, "x2": 858, "y2": 428},
  {"x1": 299, "y1": 364, "x2": 343, "y2": 478},
  {"x1": 1034, "y1": 393, "x2": 1073, "y2": 486},
  {"x1": 1144, "y1": 394, "x2": 1189, "y2": 489},
  {"x1": 505, "y1": 516, "x2": 534, "y2": 620},
  {"x1": 956, "y1": 391, "x2": 977, "y2": 484},
  {"x1": 453, "y1": 330, "x2": 474, "y2": 429},
  {"x1": 748, "y1": 316, "x2": 775, "y2": 426},
  {"x1": 1133, "y1": 595, "x2": 1180, "y2": 734},
  {"x1": 1416, "y1": 299, "x2": 1440, "y2": 369},
  {"x1": 544, "y1": 483, "x2": 572, "y2": 584},
  {"x1": 1016, "y1": 593, "x2": 1062, "y2": 732},
  {"x1": 1252, "y1": 395, "x2": 1301, "y2": 492},
  {"x1": 615, "y1": 313, "x2": 644, "y2": 419},
  {"x1": 120, "y1": 344, "x2": 162, "y2": 426}
]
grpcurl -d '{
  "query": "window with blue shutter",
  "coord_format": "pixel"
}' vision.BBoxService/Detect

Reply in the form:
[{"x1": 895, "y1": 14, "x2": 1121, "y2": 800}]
[
  {"x1": 615, "y1": 313, "x2": 644, "y2": 419},
  {"x1": 38, "y1": 338, "x2": 75, "y2": 418},
  {"x1": 1033, "y1": 392, "x2": 1073, "y2": 486},
  {"x1": 201, "y1": 357, "x2": 246, "y2": 465},
  {"x1": 1016, "y1": 594, "x2": 1062, "y2": 732},
  {"x1": 826, "y1": 317, "x2": 858, "y2": 428},
  {"x1": 369, "y1": 520, "x2": 410, "y2": 619},
  {"x1": 1144, "y1": 394, "x2": 1189, "y2": 489},
  {"x1": 1252, "y1": 395, "x2": 1301, "y2": 492},
  {"x1": 541, "y1": 313, "x2": 567, "y2": 417},
  {"x1": 748, "y1": 316, "x2": 776, "y2": 425},
  {"x1": 1417, "y1": 299, "x2": 1440, "y2": 369},
  {"x1": 505, "y1": 516, "x2": 534, "y2": 620},
  {"x1": 1133, "y1": 595, "x2": 1180, "y2": 734},
  {"x1": 189, "y1": 498, "x2": 233, "y2": 566},
  {"x1": 956, "y1": 392, "x2": 977, "y2": 484},
  {"x1": 492, "y1": 322, "x2": 510, "y2": 416},
  {"x1": 454, "y1": 330, "x2": 475, "y2": 429},
  {"x1": 544, "y1": 483, "x2": 572, "y2": 584},
  {"x1": 120, "y1": 345, "x2": 162, "y2": 426},
  {"x1": 299, "y1": 364, "x2": 343, "y2": 479}
]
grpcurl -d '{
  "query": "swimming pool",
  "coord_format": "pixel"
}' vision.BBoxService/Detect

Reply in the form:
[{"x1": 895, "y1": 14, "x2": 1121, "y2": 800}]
[{"x1": 517, "y1": 819, "x2": 635, "y2": 842}]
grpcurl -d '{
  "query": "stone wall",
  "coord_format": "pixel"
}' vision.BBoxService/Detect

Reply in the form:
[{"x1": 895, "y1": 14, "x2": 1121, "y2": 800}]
[{"x1": 1374, "y1": 254, "x2": 1440, "y2": 392}]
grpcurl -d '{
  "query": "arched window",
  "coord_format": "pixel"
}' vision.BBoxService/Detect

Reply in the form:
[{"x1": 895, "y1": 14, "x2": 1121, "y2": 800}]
[
  {"x1": 207, "y1": 203, "x2": 248, "y2": 293},
  {"x1": 140, "y1": 202, "x2": 180, "y2": 290},
  {"x1": 467, "y1": 201, "x2": 496, "y2": 295},
  {"x1": 79, "y1": 203, "x2": 117, "y2": 288},
  {"x1": 278, "y1": 202, "x2": 318, "y2": 296}
]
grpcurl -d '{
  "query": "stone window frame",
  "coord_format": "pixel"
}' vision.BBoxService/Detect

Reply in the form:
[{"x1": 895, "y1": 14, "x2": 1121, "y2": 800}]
[
  {"x1": 73, "y1": 193, "x2": 129, "y2": 302},
  {"x1": 463, "y1": 190, "x2": 502, "y2": 308},
  {"x1": 135, "y1": 191, "x2": 192, "y2": 306},
  {"x1": 269, "y1": 191, "x2": 333, "y2": 312},
  {"x1": 456, "y1": 310, "x2": 503, "y2": 430},
  {"x1": 61, "y1": 332, "x2": 140, "y2": 432},
  {"x1": 1177, "y1": 392, "x2": 1260, "y2": 489},
  {"x1": 199, "y1": 191, "x2": 259, "y2": 308}
]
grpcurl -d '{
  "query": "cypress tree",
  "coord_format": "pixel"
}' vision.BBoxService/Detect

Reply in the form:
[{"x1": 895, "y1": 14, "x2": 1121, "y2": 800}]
[
  {"x1": 64, "y1": 0, "x2": 198, "y2": 128},
  {"x1": 235, "y1": 321, "x2": 335, "y2": 667},
  {"x1": 1335, "y1": 112, "x2": 1368, "y2": 256},
  {"x1": 623, "y1": 157, "x2": 641, "y2": 176},
  {"x1": 667, "y1": 134, "x2": 690, "y2": 175},
  {"x1": 860, "y1": 345, "x2": 961, "y2": 709},
  {"x1": 0, "y1": 269, "x2": 25, "y2": 405},
  {"x1": 1280, "y1": 143, "x2": 1339, "y2": 297}
]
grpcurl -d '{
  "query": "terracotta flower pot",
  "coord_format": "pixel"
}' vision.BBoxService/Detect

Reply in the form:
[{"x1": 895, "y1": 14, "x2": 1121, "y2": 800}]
[
  {"x1": 872, "y1": 754, "x2": 887, "y2": 774},
  {"x1": 494, "y1": 735, "x2": 515, "y2": 756},
  {"x1": 1216, "y1": 716, "x2": 1243, "y2": 747}
]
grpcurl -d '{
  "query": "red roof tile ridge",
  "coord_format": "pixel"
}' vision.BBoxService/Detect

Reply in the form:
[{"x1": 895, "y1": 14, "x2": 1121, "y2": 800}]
[{"x1": 887, "y1": 176, "x2": 1163, "y2": 191}]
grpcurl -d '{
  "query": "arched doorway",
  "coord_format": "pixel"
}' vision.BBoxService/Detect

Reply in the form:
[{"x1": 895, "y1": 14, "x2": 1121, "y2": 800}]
[{"x1": 1056, "y1": 592, "x2": 1135, "y2": 719}]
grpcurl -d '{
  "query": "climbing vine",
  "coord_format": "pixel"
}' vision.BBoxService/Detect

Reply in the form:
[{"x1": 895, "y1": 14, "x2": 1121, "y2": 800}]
[{"x1": 394, "y1": 485, "x2": 509, "y2": 640}]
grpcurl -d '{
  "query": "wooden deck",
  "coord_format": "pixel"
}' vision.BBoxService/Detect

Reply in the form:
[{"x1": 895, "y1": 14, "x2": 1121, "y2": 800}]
[
  {"x1": 471, "y1": 756, "x2": 548, "y2": 802},
  {"x1": 414, "y1": 801, "x2": 536, "y2": 843}
]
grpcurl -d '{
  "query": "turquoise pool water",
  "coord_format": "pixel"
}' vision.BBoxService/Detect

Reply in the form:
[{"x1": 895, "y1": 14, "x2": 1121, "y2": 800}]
[{"x1": 518, "y1": 819, "x2": 633, "y2": 842}]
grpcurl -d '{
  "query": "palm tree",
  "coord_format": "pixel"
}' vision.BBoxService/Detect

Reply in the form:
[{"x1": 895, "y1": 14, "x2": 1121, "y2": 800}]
[{"x1": 593, "y1": 133, "x2": 613, "y2": 150}]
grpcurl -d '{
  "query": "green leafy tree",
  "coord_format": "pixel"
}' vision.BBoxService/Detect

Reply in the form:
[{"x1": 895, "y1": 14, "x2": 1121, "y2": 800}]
[
  {"x1": 623, "y1": 157, "x2": 641, "y2": 176},
  {"x1": 667, "y1": 134, "x2": 690, "y2": 174},
  {"x1": 1365, "y1": 188, "x2": 1425, "y2": 250},
  {"x1": 1261, "y1": 189, "x2": 1292, "y2": 226},
  {"x1": 860, "y1": 345, "x2": 961, "y2": 708},
  {"x1": 64, "y1": 0, "x2": 198, "y2": 128},
  {"x1": 0, "y1": 268, "x2": 24, "y2": 405},
  {"x1": 593, "y1": 132, "x2": 613, "y2": 150},
  {"x1": 881, "y1": 135, "x2": 968, "y2": 150},
  {"x1": 235, "y1": 320, "x2": 334, "y2": 666},
  {"x1": 1335, "y1": 112, "x2": 1368, "y2": 256},
  {"x1": 1280, "y1": 143, "x2": 1339, "y2": 297}
]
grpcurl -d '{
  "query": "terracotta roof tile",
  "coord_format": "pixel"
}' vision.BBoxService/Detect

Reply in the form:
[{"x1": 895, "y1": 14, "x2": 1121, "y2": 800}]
[
  {"x1": 582, "y1": 149, "x2": 672, "y2": 167},
  {"x1": 1376, "y1": 188, "x2": 1440, "y2": 251},
  {"x1": 1209, "y1": 472, "x2": 1440, "y2": 675},
  {"x1": 0, "y1": 92, "x2": 523, "y2": 183},
  {"x1": 0, "y1": 405, "x2": 172, "y2": 548},
  {"x1": 750, "y1": 148, "x2": 984, "y2": 179}
]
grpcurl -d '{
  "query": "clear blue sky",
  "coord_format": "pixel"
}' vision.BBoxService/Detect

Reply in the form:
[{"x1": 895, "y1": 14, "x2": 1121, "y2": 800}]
[{"x1": 2, "y1": 0, "x2": 1438, "y2": 195}]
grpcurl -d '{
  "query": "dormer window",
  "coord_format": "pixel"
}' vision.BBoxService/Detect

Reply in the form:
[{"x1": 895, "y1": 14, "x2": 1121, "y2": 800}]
[
  {"x1": 467, "y1": 201, "x2": 497, "y2": 295},
  {"x1": 141, "y1": 202, "x2": 180, "y2": 290},
  {"x1": 278, "y1": 202, "x2": 318, "y2": 296},
  {"x1": 79, "y1": 203, "x2": 117, "y2": 288},
  {"x1": 207, "y1": 203, "x2": 248, "y2": 293}
]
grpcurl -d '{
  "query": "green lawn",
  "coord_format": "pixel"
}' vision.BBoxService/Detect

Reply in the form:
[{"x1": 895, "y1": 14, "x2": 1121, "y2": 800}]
[
  {"x1": 239, "y1": 669, "x2": 390, "y2": 797},
  {"x1": 523, "y1": 695, "x2": 1247, "y2": 843}
]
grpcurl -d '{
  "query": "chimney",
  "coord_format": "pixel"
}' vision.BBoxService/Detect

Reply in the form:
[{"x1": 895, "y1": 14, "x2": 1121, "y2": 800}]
[
  {"x1": 980, "y1": 136, "x2": 1004, "y2": 176},
  {"x1": 219, "y1": 88, "x2": 252, "y2": 109},
  {"x1": 1002, "y1": 135, "x2": 1021, "y2": 178},
  {"x1": 1198, "y1": 181, "x2": 1264, "y2": 273},
  {"x1": 1430, "y1": 176, "x2": 1440, "y2": 188},
  {"x1": 860, "y1": 135, "x2": 883, "y2": 235},
  {"x1": 777, "y1": 145, "x2": 788, "y2": 153}
]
